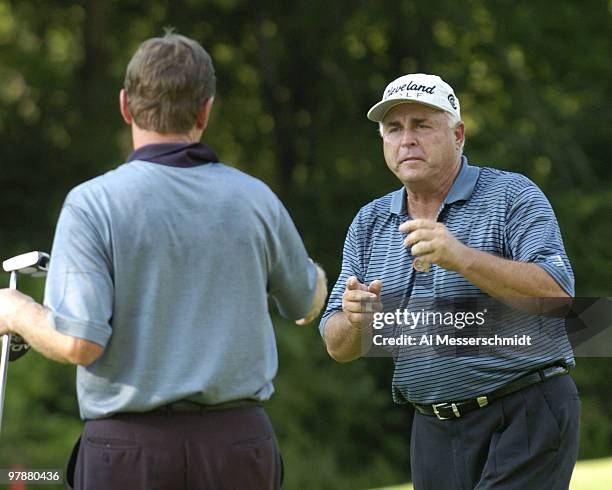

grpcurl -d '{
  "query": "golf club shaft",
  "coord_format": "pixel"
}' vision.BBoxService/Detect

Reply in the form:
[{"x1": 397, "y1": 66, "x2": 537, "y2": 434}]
[{"x1": 0, "y1": 271, "x2": 17, "y2": 434}]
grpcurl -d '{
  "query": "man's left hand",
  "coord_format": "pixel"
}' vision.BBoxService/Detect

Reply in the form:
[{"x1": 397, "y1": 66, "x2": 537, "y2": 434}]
[
  {"x1": 0, "y1": 289, "x2": 34, "y2": 336},
  {"x1": 399, "y1": 219, "x2": 471, "y2": 273}
]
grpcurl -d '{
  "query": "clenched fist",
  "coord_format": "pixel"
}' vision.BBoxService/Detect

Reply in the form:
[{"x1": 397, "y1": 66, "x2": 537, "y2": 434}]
[{"x1": 399, "y1": 219, "x2": 469, "y2": 272}]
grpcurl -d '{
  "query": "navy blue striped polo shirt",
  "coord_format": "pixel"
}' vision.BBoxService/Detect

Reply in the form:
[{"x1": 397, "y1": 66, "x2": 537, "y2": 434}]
[{"x1": 319, "y1": 156, "x2": 575, "y2": 404}]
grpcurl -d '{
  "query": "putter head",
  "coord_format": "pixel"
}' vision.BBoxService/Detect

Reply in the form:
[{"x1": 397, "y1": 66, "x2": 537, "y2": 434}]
[{"x1": 2, "y1": 251, "x2": 49, "y2": 276}]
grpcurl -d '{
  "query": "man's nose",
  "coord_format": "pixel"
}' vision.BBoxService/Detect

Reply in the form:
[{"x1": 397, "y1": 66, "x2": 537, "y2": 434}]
[{"x1": 400, "y1": 128, "x2": 417, "y2": 146}]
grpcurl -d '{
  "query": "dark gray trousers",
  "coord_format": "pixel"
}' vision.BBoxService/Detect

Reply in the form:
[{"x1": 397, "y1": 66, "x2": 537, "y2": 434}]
[
  {"x1": 69, "y1": 406, "x2": 282, "y2": 490},
  {"x1": 410, "y1": 374, "x2": 580, "y2": 490}
]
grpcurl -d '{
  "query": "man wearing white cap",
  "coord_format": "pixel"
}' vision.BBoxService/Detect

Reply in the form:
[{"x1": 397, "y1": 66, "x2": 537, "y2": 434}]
[{"x1": 319, "y1": 74, "x2": 580, "y2": 489}]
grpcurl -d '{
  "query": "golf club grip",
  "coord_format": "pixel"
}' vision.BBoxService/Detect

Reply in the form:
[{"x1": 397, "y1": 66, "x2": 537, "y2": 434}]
[{"x1": 8, "y1": 335, "x2": 31, "y2": 361}]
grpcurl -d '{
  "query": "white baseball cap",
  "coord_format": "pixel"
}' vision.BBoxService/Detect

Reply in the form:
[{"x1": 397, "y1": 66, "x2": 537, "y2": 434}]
[{"x1": 367, "y1": 73, "x2": 460, "y2": 122}]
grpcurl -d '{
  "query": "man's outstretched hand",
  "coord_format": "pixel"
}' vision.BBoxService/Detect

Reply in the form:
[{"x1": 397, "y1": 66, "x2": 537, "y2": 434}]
[
  {"x1": 342, "y1": 276, "x2": 382, "y2": 330},
  {"x1": 296, "y1": 263, "x2": 328, "y2": 325}
]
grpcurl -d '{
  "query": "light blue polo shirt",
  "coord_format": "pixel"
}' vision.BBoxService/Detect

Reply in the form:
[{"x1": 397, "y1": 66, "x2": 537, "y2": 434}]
[
  {"x1": 44, "y1": 143, "x2": 317, "y2": 420},
  {"x1": 320, "y1": 156, "x2": 575, "y2": 404}
]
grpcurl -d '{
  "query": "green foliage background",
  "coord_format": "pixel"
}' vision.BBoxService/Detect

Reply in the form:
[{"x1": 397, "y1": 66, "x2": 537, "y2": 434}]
[{"x1": 0, "y1": 1, "x2": 610, "y2": 488}]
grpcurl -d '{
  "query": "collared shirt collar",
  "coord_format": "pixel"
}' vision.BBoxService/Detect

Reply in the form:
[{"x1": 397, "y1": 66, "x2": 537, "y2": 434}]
[
  {"x1": 389, "y1": 155, "x2": 480, "y2": 215},
  {"x1": 126, "y1": 142, "x2": 218, "y2": 167}
]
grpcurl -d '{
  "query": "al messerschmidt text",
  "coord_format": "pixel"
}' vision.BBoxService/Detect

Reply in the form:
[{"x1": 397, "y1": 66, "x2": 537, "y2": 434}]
[{"x1": 373, "y1": 334, "x2": 532, "y2": 347}]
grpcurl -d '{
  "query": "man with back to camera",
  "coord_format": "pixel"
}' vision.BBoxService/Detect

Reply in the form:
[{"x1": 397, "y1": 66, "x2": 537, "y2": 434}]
[
  {"x1": 320, "y1": 73, "x2": 580, "y2": 489},
  {"x1": 0, "y1": 32, "x2": 327, "y2": 489}
]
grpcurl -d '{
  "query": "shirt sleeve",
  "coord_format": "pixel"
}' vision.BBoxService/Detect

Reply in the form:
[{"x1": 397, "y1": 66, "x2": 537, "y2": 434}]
[
  {"x1": 43, "y1": 201, "x2": 114, "y2": 347},
  {"x1": 504, "y1": 184, "x2": 575, "y2": 296},
  {"x1": 318, "y1": 214, "x2": 364, "y2": 337},
  {"x1": 267, "y1": 199, "x2": 317, "y2": 320}
]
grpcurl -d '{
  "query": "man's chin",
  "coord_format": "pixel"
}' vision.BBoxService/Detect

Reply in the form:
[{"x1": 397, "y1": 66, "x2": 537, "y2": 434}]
[{"x1": 395, "y1": 170, "x2": 427, "y2": 185}]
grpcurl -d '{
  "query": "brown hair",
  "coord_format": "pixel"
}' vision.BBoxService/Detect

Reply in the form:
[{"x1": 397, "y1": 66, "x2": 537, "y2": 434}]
[{"x1": 124, "y1": 32, "x2": 216, "y2": 134}]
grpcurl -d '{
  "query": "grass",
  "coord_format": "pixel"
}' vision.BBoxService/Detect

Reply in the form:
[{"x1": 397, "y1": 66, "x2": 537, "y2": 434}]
[{"x1": 370, "y1": 456, "x2": 612, "y2": 490}]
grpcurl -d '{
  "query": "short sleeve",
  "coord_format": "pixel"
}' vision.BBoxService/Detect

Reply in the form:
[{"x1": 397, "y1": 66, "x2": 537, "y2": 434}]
[
  {"x1": 267, "y1": 200, "x2": 317, "y2": 320},
  {"x1": 504, "y1": 185, "x2": 574, "y2": 296},
  {"x1": 43, "y1": 201, "x2": 114, "y2": 347},
  {"x1": 318, "y1": 215, "x2": 364, "y2": 337}
]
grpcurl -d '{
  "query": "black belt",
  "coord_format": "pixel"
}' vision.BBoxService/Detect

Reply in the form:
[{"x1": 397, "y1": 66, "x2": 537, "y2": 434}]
[
  {"x1": 412, "y1": 364, "x2": 569, "y2": 421},
  {"x1": 154, "y1": 399, "x2": 262, "y2": 413}
]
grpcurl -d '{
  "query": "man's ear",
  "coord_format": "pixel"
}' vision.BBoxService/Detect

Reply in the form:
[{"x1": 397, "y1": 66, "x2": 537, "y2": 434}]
[
  {"x1": 195, "y1": 96, "x2": 215, "y2": 131},
  {"x1": 454, "y1": 121, "x2": 465, "y2": 150},
  {"x1": 119, "y1": 89, "x2": 133, "y2": 125}
]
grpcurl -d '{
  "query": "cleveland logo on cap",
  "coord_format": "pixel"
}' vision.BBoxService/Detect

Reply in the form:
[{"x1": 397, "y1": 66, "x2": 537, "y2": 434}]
[{"x1": 385, "y1": 81, "x2": 436, "y2": 99}]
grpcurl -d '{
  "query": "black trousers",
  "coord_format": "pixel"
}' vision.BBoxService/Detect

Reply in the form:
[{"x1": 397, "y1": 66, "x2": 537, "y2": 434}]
[
  {"x1": 68, "y1": 406, "x2": 282, "y2": 490},
  {"x1": 410, "y1": 374, "x2": 581, "y2": 490}
]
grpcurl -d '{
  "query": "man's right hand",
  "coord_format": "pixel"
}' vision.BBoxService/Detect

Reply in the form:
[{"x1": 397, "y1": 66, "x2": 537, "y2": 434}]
[
  {"x1": 342, "y1": 276, "x2": 382, "y2": 329},
  {"x1": 295, "y1": 263, "x2": 328, "y2": 325}
]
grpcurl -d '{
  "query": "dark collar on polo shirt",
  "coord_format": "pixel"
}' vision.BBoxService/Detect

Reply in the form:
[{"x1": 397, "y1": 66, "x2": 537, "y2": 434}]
[
  {"x1": 126, "y1": 143, "x2": 219, "y2": 168},
  {"x1": 389, "y1": 155, "x2": 481, "y2": 215}
]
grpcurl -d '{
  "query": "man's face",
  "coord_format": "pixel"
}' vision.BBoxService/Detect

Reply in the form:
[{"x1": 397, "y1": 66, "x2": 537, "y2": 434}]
[{"x1": 381, "y1": 103, "x2": 464, "y2": 187}]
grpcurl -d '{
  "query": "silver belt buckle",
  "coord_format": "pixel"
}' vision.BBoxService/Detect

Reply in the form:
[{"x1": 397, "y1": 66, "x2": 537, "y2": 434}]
[
  {"x1": 432, "y1": 403, "x2": 460, "y2": 420},
  {"x1": 477, "y1": 396, "x2": 489, "y2": 408}
]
